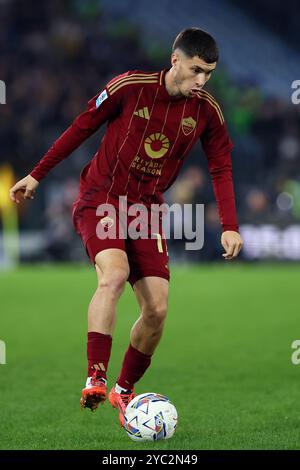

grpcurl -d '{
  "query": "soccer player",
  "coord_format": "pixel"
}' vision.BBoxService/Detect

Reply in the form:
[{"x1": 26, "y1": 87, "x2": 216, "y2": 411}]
[{"x1": 10, "y1": 28, "x2": 243, "y2": 426}]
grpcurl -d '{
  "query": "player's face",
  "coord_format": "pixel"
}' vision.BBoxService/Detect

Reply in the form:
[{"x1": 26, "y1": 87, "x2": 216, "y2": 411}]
[{"x1": 171, "y1": 50, "x2": 217, "y2": 98}]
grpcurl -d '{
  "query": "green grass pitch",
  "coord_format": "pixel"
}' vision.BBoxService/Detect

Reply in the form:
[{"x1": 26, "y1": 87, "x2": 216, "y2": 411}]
[{"x1": 0, "y1": 263, "x2": 300, "y2": 450}]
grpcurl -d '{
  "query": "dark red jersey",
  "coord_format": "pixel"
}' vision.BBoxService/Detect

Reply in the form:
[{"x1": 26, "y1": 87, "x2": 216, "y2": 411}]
[{"x1": 30, "y1": 69, "x2": 238, "y2": 231}]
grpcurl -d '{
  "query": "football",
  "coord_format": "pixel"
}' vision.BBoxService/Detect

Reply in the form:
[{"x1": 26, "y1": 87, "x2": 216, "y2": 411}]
[{"x1": 124, "y1": 393, "x2": 178, "y2": 441}]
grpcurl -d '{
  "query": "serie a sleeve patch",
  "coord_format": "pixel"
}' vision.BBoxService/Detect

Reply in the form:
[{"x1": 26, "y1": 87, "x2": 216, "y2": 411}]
[{"x1": 96, "y1": 89, "x2": 108, "y2": 108}]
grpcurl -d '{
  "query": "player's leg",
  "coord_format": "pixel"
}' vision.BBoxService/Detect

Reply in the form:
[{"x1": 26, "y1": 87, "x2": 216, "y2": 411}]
[
  {"x1": 89, "y1": 249, "x2": 129, "y2": 335},
  {"x1": 109, "y1": 276, "x2": 169, "y2": 425},
  {"x1": 81, "y1": 247, "x2": 130, "y2": 411},
  {"x1": 130, "y1": 276, "x2": 169, "y2": 354},
  {"x1": 116, "y1": 276, "x2": 169, "y2": 389},
  {"x1": 109, "y1": 221, "x2": 170, "y2": 424},
  {"x1": 73, "y1": 198, "x2": 130, "y2": 411}
]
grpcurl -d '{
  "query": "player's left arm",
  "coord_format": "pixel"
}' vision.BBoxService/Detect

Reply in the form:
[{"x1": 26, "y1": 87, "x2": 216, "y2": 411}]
[
  {"x1": 220, "y1": 230, "x2": 243, "y2": 260},
  {"x1": 200, "y1": 102, "x2": 243, "y2": 260}
]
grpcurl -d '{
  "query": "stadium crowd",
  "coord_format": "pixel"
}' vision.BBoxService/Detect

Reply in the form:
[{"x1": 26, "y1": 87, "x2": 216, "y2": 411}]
[{"x1": 1, "y1": 0, "x2": 300, "y2": 261}]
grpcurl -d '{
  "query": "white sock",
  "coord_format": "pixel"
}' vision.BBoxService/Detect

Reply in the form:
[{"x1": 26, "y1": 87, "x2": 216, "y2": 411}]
[
  {"x1": 86, "y1": 376, "x2": 107, "y2": 387},
  {"x1": 115, "y1": 383, "x2": 131, "y2": 394}
]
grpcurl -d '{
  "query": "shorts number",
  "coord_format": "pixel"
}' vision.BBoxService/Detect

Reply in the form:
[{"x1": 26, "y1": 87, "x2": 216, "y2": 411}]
[
  {"x1": 154, "y1": 233, "x2": 168, "y2": 255},
  {"x1": 154, "y1": 233, "x2": 163, "y2": 253}
]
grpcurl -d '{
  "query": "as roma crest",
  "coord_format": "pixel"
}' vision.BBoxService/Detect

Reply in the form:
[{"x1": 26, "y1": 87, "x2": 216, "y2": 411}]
[{"x1": 182, "y1": 117, "x2": 196, "y2": 136}]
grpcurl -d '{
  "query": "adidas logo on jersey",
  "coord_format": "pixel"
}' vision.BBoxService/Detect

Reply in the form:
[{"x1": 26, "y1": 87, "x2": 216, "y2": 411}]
[{"x1": 134, "y1": 107, "x2": 150, "y2": 119}]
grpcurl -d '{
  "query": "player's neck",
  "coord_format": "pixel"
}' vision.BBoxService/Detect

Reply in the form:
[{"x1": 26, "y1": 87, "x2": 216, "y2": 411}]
[{"x1": 164, "y1": 69, "x2": 182, "y2": 98}]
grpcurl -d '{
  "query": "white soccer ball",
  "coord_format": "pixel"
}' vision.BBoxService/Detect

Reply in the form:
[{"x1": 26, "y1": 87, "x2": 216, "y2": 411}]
[{"x1": 124, "y1": 392, "x2": 178, "y2": 441}]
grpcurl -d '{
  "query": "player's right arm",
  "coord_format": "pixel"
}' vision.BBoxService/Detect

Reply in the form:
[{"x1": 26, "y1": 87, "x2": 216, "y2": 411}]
[
  {"x1": 9, "y1": 174, "x2": 40, "y2": 203},
  {"x1": 9, "y1": 73, "x2": 129, "y2": 203}
]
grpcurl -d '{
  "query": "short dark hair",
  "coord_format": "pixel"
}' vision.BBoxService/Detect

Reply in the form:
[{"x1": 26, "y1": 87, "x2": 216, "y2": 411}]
[{"x1": 172, "y1": 28, "x2": 219, "y2": 63}]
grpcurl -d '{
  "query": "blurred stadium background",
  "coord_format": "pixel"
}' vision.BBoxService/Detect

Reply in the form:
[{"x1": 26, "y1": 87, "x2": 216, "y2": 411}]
[
  {"x1": 1, "y1": 0, "x2": 300, "y2": 265},
  {"x1": 1, "y1": 0, "x2": 300, "y2": 451}
]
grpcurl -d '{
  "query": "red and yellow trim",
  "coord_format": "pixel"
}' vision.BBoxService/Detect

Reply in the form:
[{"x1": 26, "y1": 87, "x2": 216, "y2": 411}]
[{"x1": 196, "y1": 90, "x2": 225, "y2": 125}]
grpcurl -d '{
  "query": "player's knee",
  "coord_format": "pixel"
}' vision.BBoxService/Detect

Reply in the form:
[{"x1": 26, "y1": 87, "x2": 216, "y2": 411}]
[
  {"x1": 99, "y1": 268, "x2": 129, "y2": 297},
  {"x1": 143, "y1": 302, "x2": 168, "y2": 328}
]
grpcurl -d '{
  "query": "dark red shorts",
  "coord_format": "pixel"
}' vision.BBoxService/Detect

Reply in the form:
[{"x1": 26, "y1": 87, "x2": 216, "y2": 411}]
[{"x1": 72, "y1": 198, "x2": 170, "y2": 287}]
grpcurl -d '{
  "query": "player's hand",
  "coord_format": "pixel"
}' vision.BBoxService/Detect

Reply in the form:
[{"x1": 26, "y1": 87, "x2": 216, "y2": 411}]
[
  {"x1": 221, "y1": 231, "x2": 243, "y2": 260},
  {"x1": 9, "y1": 174, "x2": 39, "y2": 204}
]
